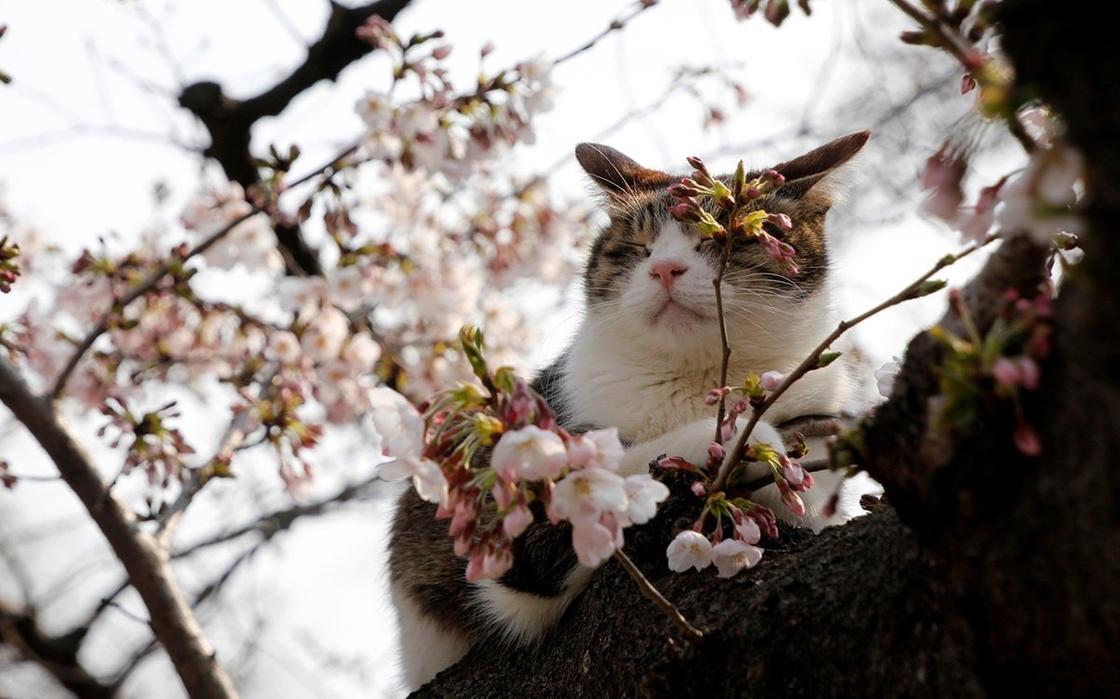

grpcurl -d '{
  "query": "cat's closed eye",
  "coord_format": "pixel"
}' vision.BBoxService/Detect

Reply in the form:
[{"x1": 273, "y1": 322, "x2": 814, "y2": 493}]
[{"x1": 604, "y1": 241, "x2": 651, "y2": 260}]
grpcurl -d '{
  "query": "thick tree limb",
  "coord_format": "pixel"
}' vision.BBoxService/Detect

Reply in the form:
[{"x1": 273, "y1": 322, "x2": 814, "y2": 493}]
[
  {"x1": 178, "y1": 0, "x2": 412, "y2": 276},
  {"x1": 0, "y1": 358, "x2": 238, "y2": 698}
]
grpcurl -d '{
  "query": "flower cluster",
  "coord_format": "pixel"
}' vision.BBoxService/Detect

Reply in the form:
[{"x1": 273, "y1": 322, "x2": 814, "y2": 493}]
[
  {"x1": 920, "y1": 139, "x2": 1084, "y2": 247},
  {"x1": 660, "y1": 367, "x2": 824, "y2": 578},
  {"x1": 930, "y1": 286, "x2": 1054, "y2": 456},
  {"x1": 355, "y1": 17, "x2": 555, "y2": 179},
  {"x1": 180, "y1": 185, "x2": 284, "y2": 273},
  {"x1": 667, "y1": 155, "x2": 798, "y2": 275},
  {"x1": 371, "y1": 327, "x2": 669, "y2": 581},
  {"x1": 97, "y1": 397, "x2": 195, "y2": 487}
]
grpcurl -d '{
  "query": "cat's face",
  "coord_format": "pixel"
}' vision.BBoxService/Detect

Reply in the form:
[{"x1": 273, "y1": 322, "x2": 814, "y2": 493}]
[{"x1": 575, "y1": 133, "x2": 868, "y2": 356}]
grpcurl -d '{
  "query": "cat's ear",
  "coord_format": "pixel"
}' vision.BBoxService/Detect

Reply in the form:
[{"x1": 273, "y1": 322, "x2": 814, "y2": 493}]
[
  {"x1": 575, "y1": 143, "x2": 673, "y2": 202},
  {"x1": 772, "y1": 130, "x2": 870, "y2": 208}
]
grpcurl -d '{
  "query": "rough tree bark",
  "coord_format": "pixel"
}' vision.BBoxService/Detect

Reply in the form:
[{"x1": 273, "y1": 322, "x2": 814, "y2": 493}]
[
  {"x1": 178, "y1": 0, "x2": 413, "y2": 276},
  {"x1": 419, "y1": 2, "x2": 1120, "y2": 696}
]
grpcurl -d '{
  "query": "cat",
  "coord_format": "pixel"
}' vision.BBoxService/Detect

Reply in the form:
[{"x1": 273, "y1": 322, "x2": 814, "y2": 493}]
[{"x1": 387, "y1": 131, "x2": 877, "y2": 690}]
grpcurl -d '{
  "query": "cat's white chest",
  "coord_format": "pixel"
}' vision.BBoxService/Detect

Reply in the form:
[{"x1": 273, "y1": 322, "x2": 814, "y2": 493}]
[{"x1": 566, "y1": 360, "x2": 715, "y2": 443}]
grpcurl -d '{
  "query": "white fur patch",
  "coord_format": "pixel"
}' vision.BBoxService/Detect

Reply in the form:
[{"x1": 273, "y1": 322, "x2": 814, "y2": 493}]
[
  {"x1": 391, "y1": 581, "x2": 472, "y2": 691},
  {"x1": 471, "y1": 565, "x2": 594, "y2": 645}
]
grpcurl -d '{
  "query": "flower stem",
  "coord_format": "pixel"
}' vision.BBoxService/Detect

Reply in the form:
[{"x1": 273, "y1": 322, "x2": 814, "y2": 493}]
[
  {"x1": 613, "y1": 548, "x2": 704, "y2": 644},
  {"x1": 712, "y1": 239, "x2": 734, "y2": 445}
]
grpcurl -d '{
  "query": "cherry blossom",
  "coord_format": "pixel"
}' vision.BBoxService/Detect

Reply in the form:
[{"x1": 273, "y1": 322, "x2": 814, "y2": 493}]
[
  {"x1": 667, "y1": 530, "x2": 714, "y2": 573},
  {"x1": 502, "y1": 505, "x2": 534, "y2": 538},
  {"x1": 571, "y1": 520, "x2": 618, "y2": 567},
  {"x1": 621, "y1": 475, "x2": 671, "y2": 526},
  {"x1": 549, "y1": 467, "x2": 629, "y2": 526},
  {"x1": 996, "y1": 145, "x2": 1083, "y2": 245},
  {"x1": 760, "y1": 370, "x2": 784, "y2": 392},
  {"x1": 300, "y1": 305, "x2": 350, "y2": 362},
  {"x1": 711, "y1": 538, "x2": 763, "y2": 578},
  {"x1": 875, "y1": 356, "x2": 902, "y2": 399},
  {"x1": 368, "y1": 386, "x2": 425, "y2": 458},
  {"x1": 379, "y1": 456, "x2": 449, "y2": 506},
  {"x1": 491, "y1": 425, "x2": 568, "y2": 481}
]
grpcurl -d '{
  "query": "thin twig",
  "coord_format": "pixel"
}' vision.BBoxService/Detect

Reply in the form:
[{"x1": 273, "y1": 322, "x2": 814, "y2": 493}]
[
  {"x1": 885, "y1": 0, "x2": 1037, "y2": 153},
  {"x1": 49, "y1": 144, "x2": 358, "y2": 402},
  {"x1": 712, "y1": 220, "x2": 738, "y2": 443},
  {"x1": 613, "y1": 549, "x2": 704, "y2": 643},
  {"x1": 711, "y1": 233, "x2": 999, "y2": 493},
  {"x1": 155, "y1": 369, "x2": 277, "y2": 546},
  {"x1": 551, "y1": 1, "x2": 658, "y2": 67}
]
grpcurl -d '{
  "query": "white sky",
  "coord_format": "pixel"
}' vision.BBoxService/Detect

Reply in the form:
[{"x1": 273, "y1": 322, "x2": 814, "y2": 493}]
[{"x1": 0, "y1": 0, "x2": 1014, "y2": 696}]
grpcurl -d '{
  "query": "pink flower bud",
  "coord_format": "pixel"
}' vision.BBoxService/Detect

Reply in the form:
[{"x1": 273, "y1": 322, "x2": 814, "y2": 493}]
[
  {"x1": 431, "y1": 44, "x2": 452, "y2": 60},
  {"x1": 449, "y1": 499, "x2": 477, "y2": 537},
  {"x1": 782, "y1": 460, "x2": 805, "y2": 488},
  {"x1": 992, "y1": 357, "x2": 1022, "y2": 388},
  {"x1": 491, "y1": 480, "x2": 515, "y2": 509},
  {"x1": 502, "y1": 505, "x2": 533, "y2": 538},
  {"x1": 766, "y1": 213, "x2": 793, "y2": 232},
  {"x1": 961, "y1": 74, "x2": 977, "y2": 94},
  {"x1": 454, "y1": 534, "x2": 471, "y2": 557},
  {"x1": 1014, "y1": 421, "x2": 1042, "y2": 456},
  {"x1": 690, "y1": 481, "x2": 706, "y2": 497},
  {"x1": 668, "y1": 202, "x2": 702, "y2": 223},
  {"x1": 1017, "y1": 357, "x2": 1040, "y2": 391},
  {"x1": 707, "y1": 441, "x2": 726, "y2": 462},
  {"x1": 760, "y1": 370, "x2": 784, "y2": 392},
  {"x1": 705, "y1": 386, "x2": 730, "y2": 405}
]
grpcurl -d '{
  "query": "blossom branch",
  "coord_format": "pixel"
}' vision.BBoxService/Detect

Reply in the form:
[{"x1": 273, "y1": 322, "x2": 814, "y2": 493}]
[
  {"x1": 49, "y1": 144, "x2": 359, "y2": 402},
  {"x1": 178, "y1": 0, "x2": 414, "y2": 275},
  {"x1": 612, "y1": 549, "x2": 704, "y2": 643},
  {"x1": 885, "y1": 0, "x2": 1038, "y2": 154},
  {"x1": 711, "y1": 233, "x2": 999, "y2": 493},
  {"x1": 0, "y1": 357, "x2": 238, "y2": 698}
]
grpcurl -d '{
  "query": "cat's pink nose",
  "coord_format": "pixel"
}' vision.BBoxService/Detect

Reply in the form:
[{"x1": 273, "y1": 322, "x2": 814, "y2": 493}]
[{"x1": 649, "y1": 260, "x2": 689, "y2": 289}]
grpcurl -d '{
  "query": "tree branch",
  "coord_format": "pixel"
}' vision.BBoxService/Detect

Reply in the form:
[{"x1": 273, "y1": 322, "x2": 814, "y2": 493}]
[
  {"x1": 177, "y1": 0, "x2": 413, "y2": 276},
  {"x1": 0, "y1": 600, "x2": 114, "y2": 699},
  {"x1": 0, "y1": 358, "x2": 238, "y2": 698}
]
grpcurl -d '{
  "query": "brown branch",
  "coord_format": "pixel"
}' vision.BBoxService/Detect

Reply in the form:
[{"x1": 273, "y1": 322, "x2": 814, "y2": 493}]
[
  {"x1": 0, "y1": 359, "x2": 238, "y2": 698},
  {"x1": 0, "y1": 601, "x2": 114, "y2": 699},
  {"x1": 177, "y1": 0, "x2": 413, "y2": 276},
  {"x1": 711, "y1": 233, "x2": 998, "y2": 493},
  {"x1": 612, "y1": 549, "x2": 704, "y2": 644},
  {"x1": 172, "y1": 472, "x2": 382, "y2": 559},
  {"x1": 49, "y1": 143, "x2": 359, "y2": 402}
]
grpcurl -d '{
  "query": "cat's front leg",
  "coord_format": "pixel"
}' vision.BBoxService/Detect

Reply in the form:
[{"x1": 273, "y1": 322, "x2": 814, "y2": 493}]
[{"x1": 618, "y1": 417, "x2": 786, "y2": 478}]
